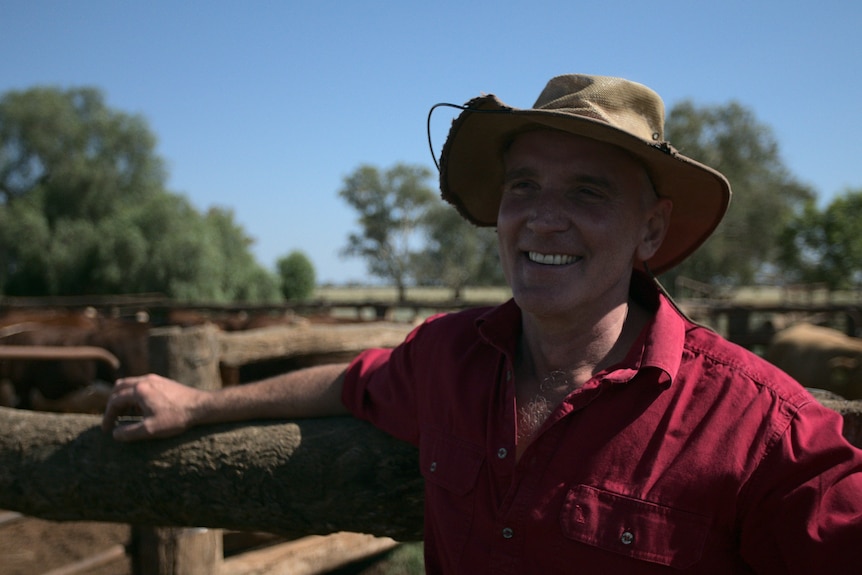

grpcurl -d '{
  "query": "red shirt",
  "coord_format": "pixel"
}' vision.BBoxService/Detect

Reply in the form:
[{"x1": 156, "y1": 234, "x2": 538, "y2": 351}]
[{"x1": 342, "y1": 276, "x2": 862, "y2": 574}]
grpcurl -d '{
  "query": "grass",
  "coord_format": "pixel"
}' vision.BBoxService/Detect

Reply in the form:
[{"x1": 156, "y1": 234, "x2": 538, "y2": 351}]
[
  {"x1": 312, "y1": 285, "x2": 512, "y2": 323},
  {"x1": 332, "y1": 542, "x2": 424, "y2": 575},
  {"x1": 314, "y1": 285, "x2": 511, "y2": 304},
  {"x1": 364, "y1": 542, "x2": 425, "y2": 574}
]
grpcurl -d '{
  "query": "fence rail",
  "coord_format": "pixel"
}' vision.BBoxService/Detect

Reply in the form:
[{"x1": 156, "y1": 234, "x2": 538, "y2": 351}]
[{"x1": 1, "y1": 320, "x2": 416, "y2": 575}]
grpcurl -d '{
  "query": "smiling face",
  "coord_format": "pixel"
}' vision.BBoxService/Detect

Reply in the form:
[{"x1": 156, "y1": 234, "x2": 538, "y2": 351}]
[{"x1": 496, "y1": 129, "x2": 672, "y2": 322}]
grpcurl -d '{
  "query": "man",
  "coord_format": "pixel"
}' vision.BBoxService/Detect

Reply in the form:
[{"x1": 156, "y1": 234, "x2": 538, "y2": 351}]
[{"x1": 103, "y1": 74, "x2": 862, "y2": 573}]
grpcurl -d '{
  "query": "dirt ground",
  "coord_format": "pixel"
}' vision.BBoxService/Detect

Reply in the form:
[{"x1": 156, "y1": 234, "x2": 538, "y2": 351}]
[
  {"x1": 0, "y1": 516, "x2": 131, "y2": 575},
  {"x1": 0, "y1": 515, "x2": 416, "y2": 575}
]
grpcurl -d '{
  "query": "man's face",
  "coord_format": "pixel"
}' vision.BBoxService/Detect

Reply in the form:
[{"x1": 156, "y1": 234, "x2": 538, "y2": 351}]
[{"x1": 496, "y1": 129, "x2": 671, "y2": 320}]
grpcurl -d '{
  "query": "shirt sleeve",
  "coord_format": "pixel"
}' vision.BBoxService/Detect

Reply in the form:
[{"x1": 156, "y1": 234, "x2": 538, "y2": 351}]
[
  {"x1": 341, "y1": 320, "x2": 431, "y2": 447},
  {"x1": 739, "y1": 399, "x2": 862, "y2": 574}
]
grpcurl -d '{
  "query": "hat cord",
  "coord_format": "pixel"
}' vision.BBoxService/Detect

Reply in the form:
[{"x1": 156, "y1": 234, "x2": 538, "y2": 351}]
[{"x1": 426, "y1": 102, "x2": 470, "y2": 172}]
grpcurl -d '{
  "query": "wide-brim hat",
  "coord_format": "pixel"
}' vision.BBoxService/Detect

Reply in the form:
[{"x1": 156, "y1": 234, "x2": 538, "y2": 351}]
[{"x1": 438, "y1": 74, "x2": 732, "y2": 275}]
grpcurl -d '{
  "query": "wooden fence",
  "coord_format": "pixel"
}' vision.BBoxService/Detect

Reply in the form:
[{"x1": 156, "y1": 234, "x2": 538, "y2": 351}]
[{"x1": 2, "y1": 319, "x2": 418, "y2": 575}]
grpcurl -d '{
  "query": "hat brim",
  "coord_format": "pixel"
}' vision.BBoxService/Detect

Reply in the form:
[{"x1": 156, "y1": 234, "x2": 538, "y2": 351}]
[{"x1": 439, "y1": 96, "x2": 731, "y2": 275}]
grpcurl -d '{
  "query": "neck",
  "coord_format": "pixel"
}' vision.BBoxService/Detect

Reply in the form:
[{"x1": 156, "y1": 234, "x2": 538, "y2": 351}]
[{"x1": 518, "y1": 297, "x2": 647, "y2": 389}]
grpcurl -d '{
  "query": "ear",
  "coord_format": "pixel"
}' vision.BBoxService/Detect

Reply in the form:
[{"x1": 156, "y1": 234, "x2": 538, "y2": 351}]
[{"x1": 636, "y1": 197, "x2": 673, "y2": 262}]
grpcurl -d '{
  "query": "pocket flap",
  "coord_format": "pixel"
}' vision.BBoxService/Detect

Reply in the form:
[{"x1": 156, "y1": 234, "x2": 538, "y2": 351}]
[
  {"x1": 420, "y1": 429, "x2": 484, "y2": 496},
  {"x1": 560, "y1": 484, "x2": 710, "y2": 569}
]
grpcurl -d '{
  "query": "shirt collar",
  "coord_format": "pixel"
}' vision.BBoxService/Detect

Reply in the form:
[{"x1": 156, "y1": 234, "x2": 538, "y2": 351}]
[
  {"x1": 620, "y1": 271, "x2": 686, "y2": 387},
  {"x1": 473, "y1": 271, "x2": 687, "y2": 388}
]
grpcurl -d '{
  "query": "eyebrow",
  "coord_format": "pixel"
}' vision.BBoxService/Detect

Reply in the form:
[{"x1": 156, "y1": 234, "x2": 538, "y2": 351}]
[
  {"x1": 502, "y1": 167, "x2": 615, "y2": 190},
  {"x1": 502, "y1": 167, "x2": 537, "y2": 183}
]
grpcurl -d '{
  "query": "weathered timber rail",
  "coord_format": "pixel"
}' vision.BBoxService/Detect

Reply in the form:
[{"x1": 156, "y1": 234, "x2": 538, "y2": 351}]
[
  {"x1": 0, "y1": 407, "x2": 425, "y2": 540},
  {"x1": 217, "y1": 322, "x2": 418, "y2": 367}
]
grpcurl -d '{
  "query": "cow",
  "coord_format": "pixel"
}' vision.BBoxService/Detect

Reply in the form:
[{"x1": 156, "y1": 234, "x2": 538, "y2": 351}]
[
  {"x1": 0, "y1": 379, "x2": 17, "y2": 407},
  {"x1": 0, "y1": 310, "x2": 150, "y2": 411},
  {"x1": 28, "y1": 381, "x2": 114, "y2": 414},
  {"x1": 765, "y1": 322, "x2": 862, "y2": 400}
]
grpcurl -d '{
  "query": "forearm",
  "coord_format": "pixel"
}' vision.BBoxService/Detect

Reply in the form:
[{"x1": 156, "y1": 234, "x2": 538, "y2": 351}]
[
  {"x1": 193, "y1": 363, "x2": 351, "y2": 426},
  {"x1": 103, "y1": 362, "x2": 352, "y2": 441}
]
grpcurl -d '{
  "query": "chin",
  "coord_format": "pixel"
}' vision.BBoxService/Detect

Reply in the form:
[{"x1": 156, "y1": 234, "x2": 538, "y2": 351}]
[{"x1": 511, "y1": 288, "x2": 575, "y2": 318}]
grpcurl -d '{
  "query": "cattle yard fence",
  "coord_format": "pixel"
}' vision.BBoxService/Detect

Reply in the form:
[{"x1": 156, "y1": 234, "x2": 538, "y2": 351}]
[{"x1": 3, "y1": 319, "x2": 416, "y2": 575}]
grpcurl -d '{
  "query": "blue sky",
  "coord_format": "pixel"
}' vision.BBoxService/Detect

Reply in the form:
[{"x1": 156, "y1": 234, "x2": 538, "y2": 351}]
[{"x1": 2, "y1": 1, "x2": 860, "y2": 284}]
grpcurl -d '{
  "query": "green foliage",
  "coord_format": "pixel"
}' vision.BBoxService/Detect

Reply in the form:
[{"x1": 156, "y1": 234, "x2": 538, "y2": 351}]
[
  {"x1": 339, "y1": 163, "x2": 437, "y2": 300},
  {"x1": 0, "y1": 86, "x2": 163, "y2": 213},
  {"x1": 372, "y1": 542, "x2": 425, "y2": 574},
  {"x1": 277, "y1": 250, "x2": 316, "y2": 301},
  {"x1": 415, "y1": 201, "x2": 504, "y2": 298},
  {"x1": 661, "y1": 100, "x2": 814, "y2": 288},
  {"x1": 202, "y1": 207, "x2": 282, "y2": 303},
  {"x1": 778, "y1": 188, "x2": 862, "y2": 290},
  {"x1": 0, "y1": 86, "x2": 279, "y2": 302}
]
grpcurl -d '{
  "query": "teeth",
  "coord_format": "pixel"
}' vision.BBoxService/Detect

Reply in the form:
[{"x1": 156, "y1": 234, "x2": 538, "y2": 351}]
[{"x1": 528, "y1": 252, "x2": 576, "y2": 265}]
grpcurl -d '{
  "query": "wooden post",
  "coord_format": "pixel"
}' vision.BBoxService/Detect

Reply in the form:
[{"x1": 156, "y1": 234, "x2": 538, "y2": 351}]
[
  {"x1": 147, "y1": 324, "x2": 222, "y2": 391},
  {"x1": 135, "y1": 324, "x2": 223, "y2": 575},
  {"x1": 726, "y1": 307, "x2": 751, "y2": 347}
]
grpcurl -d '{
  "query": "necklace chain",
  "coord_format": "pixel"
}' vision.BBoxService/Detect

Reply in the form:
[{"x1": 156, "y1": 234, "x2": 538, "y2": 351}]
[{"x1": 539, "y1": 369, "x2": 574, "y2": 393}]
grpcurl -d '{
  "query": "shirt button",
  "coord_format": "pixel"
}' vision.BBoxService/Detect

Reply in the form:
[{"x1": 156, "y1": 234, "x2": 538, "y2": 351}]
[
  {"x1": 620, "y1": 531, "x2": 634, "y2": 545},
  {"x1": 429, "y1": 462, "x2": 437, "y2": 472},
  {"x1": 502, "y1": 527, "x2": 514, "y2": 539},
  {"x1": 497, "y1": 447, "x2": 508, "y2": 459}
]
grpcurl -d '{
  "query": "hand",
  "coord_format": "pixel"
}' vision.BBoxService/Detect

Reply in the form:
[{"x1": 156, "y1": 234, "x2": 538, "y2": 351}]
[{"x1": 101, "y1": 374, "x2": 206, "y2": 441}]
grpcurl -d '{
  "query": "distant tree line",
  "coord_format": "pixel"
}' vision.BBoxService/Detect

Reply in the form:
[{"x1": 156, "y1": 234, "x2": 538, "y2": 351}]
[
  {"x1": 2, "y1": 86, "x2": 859, "y2": 303},
  {"x1": 0, "y1": 86, "x2": 313, "y2": 302}
]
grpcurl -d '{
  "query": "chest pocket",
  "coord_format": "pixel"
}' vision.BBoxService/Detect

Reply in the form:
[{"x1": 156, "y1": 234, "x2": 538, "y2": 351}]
[
  {"x1": 560, "y1": 484, "x2": 711, "y2": 569},
  {"x1": 420, "y1": 428, "x2": 484, "y2": 494}
]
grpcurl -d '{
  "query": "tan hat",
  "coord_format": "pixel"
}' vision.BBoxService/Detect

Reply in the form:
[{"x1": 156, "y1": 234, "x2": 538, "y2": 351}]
[{"x1": 437, "y1": 74, "x2": 732, "y2": 274}]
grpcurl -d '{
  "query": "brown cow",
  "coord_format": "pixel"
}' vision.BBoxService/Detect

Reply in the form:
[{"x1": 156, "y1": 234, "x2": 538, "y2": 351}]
[
  {"x1": 765, "y1": 322, "x2": 862, "y2": 400},
  {"x1": 29, "y1": 381, "x2": 114, "y2": 414},
  {"x1": 0, "y1": 311, "x2": 149, "y2": 411},
  {"x1": 0, "y1": 379, "x2": 17, "y2": 407}
]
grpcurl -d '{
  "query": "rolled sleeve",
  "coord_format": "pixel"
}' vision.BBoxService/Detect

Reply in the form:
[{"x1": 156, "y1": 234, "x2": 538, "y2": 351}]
[{"x1": 341, "y1": 323, "x2": 428, "y2": 446}]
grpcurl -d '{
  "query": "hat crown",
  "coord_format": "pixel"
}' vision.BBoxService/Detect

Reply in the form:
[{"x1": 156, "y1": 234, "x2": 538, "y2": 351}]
[{"x1": 533, "y1": 75, "x2": 666, "y2": 143}]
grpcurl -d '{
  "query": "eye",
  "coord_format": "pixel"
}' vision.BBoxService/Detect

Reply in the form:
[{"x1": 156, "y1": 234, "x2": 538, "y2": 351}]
[
  {"x1": 503, "y1": 178, "x2": 537, "y2": 197},
  {"x1": 571, "y1": 186, "x2": 608, "y2": 202}
]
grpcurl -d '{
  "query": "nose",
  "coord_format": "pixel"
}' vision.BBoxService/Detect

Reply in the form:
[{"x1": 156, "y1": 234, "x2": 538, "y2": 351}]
[{"x1": 527, "y1": 193, "x2": 570, "y2": 232}]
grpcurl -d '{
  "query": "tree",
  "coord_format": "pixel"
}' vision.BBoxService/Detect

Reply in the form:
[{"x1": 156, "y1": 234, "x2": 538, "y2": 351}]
[
  {"x1": 660, "y1": 100, "x2": 814, "y2": 290},
  {"x1": 339, "y1": 163, "x2": 436, "y2": 301},
  {"x1": 415, "y1": 201, "x2": 504, "y2": 299},
  {"x1": 0, "y1": 86, "x2": 279, "y2": 302},
  {"x1": 777, "y1": 188, "x2": 862, "y2": 290},
  {"x1": 277, "y1": 250, "x2": 316, "y2": 301},
  {"x1": 0, "y1": 87, "x2": 163, "y2": 212},
  {"x1": 202, "y1": 207, "x2": 281, "y2": 302}
]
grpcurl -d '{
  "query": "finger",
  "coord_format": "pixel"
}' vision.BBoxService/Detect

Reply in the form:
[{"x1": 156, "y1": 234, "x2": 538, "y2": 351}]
[
  {"x1": 112, "y1": 376, "x2": 145, "y2": 390},
  {"x1": 101, "y1": 386, "x2": 142, "y2": 432},
  {"x1": 111, "y1": 419, "x2": 149, "y2": 442}
]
